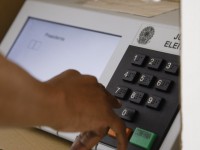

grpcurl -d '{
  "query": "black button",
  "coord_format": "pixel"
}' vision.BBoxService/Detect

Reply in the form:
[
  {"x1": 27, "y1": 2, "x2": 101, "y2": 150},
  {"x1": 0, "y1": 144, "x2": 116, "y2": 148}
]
[
  {"x1": 146, "y1": 96, "x2": 163, "y2": 109},
  {"x1": 155, "y1": 79, "x2": 172, "y2": 92},
  {"x1": 129, "y1": 91, "x2": 146, "y2": 104},
  {"x1": 147, "y1": 57, "x2": 163, "y2": 70},
  {"x1": 164, "y1": 62, "x2": 179, "y2": 74},
  {"x1": 138, "y1": 74, "x2": 154, "y2": 87},
  {"x1": 123, "y1": 70, "x2": 138, "y2": 82},
  {"x1": 131, "y1": 54, "x2": 147, "y2": 66},
  {"x1": 114, "y1": 86, "x2": 130, "y2": 99},
  {"x1": 120, "y1": 108, "x2": 136, "y2": 122}
]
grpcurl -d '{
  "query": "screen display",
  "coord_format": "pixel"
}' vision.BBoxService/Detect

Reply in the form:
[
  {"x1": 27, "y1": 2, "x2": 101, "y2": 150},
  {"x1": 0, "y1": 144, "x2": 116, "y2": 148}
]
[{"x1": 7, "y1": 18, "x2": 121, "y2": 81}]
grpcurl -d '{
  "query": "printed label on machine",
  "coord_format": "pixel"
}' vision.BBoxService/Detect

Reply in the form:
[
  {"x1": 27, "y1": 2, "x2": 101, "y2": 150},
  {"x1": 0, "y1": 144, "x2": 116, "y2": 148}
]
[{"x1": 133, "y1": 24, "x2": 181, "y2": 54}]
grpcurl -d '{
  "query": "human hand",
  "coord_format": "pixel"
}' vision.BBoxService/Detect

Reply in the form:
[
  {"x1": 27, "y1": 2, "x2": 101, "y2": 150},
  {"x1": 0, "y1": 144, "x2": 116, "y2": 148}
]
[
  {"x1": 45, "y1": 70, "x2": 127, "y2": 150},
  {"x1": 0, "y1": 55, "x2": 127, "y2": 149},
  {"x1": 70, "y1": 128, "x2": 108, "y2": 150}
]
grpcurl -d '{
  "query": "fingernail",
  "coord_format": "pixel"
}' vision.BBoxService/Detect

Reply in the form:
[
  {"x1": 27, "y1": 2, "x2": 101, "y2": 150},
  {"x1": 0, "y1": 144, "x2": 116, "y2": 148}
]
[{"x1": 117, "y1": 99, "x2": 122, "y2": 106}]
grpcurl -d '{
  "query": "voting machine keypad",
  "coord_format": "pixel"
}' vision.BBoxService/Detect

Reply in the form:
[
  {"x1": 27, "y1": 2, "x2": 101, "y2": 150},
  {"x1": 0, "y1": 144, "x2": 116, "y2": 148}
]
[{"x1": 101, "y1": 46, "x2": 179, "y2": 150}]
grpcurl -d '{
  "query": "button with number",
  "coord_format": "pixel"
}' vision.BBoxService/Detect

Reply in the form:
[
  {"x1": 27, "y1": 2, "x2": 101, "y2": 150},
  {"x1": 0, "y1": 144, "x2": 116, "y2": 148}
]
[
  {"x1": 155, "y1": 79, "x2": 172, "y2": 92},
  {"x1": 129, "y1": 91, "x2": 146, "y2": 104},
  {"x1": 114, "y1": 86, "x2": 130, "y2": 99},
  {"x1": 146, "y1": 96, "x2": 163, "y2": 109},
  {"x1": 138, "y1": 74, "x2": 154, "y2": 87},
  {"x1": 123, "y1": 70, "x2": 138, "y2": 82},
  {"x1": 120, "y1": 107, "x2": 136, "y2": 122},
  {"x1": 147, "y1": 57, "x2": 163, "y2": 70},
  {"x1": 164, "y1": 61, "x2": 179, "y2": 74},
  {"x1": 131, "y1": 54, "x2": 147, "y2": 66}
]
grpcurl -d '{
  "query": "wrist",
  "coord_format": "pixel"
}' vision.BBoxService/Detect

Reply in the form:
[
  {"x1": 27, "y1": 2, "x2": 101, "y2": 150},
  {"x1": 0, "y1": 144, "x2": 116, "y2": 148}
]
[{"x1": 37, "y1": 82, "x2": 67, "y2": 130}]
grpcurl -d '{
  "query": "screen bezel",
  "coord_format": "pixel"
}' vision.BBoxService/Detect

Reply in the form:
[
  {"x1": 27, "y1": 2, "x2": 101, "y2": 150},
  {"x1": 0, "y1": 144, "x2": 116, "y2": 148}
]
[{"x1": 0, "y1": 0, "x2": 141, "y2": 86}]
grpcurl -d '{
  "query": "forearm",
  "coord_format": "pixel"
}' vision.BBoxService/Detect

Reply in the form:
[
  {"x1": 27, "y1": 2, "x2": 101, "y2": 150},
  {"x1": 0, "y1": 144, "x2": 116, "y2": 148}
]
[{"x1": 0, "y1": 55, "x2": 56, "y2": 127}]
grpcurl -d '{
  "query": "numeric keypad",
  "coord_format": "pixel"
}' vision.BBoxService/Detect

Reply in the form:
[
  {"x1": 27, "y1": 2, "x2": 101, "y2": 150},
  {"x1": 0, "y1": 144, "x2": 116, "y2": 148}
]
[{"x1": 102, "y1": 46, "x2": 179, "y2": 150}]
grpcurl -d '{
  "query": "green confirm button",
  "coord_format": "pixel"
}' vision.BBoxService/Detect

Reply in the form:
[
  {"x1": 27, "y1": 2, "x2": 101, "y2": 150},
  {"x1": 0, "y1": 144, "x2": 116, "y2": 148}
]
[{"x1": 130, "y1": 127, "x2": 157, "y2": 150}]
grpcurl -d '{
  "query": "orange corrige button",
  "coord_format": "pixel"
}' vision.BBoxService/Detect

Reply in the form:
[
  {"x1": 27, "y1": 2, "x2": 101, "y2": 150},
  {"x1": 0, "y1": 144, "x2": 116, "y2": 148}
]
[{"x1": 108, "y1": 128, "x2": 133, "y2": 139}]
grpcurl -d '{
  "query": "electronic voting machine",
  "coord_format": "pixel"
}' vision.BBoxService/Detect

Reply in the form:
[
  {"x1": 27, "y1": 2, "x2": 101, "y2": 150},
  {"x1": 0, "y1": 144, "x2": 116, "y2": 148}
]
[{"x1": 0, "y1": 0, "x2": 181, "y2": 149}]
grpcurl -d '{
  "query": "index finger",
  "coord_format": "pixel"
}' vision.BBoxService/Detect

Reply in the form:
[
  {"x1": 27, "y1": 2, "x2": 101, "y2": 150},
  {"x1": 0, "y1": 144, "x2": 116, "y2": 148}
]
[
  {"x1": 109, "y1": 112, "x2": 128, "y2": 150},
  {"x1": 98, "y1": 83, "x2": 122, "y2": 108}
]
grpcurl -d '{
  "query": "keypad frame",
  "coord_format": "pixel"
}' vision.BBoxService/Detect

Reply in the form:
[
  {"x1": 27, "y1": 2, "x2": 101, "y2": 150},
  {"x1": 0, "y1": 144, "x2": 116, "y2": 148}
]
[{"x1": 101, "y1": 46, "x2": 180, "y2": 150}]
